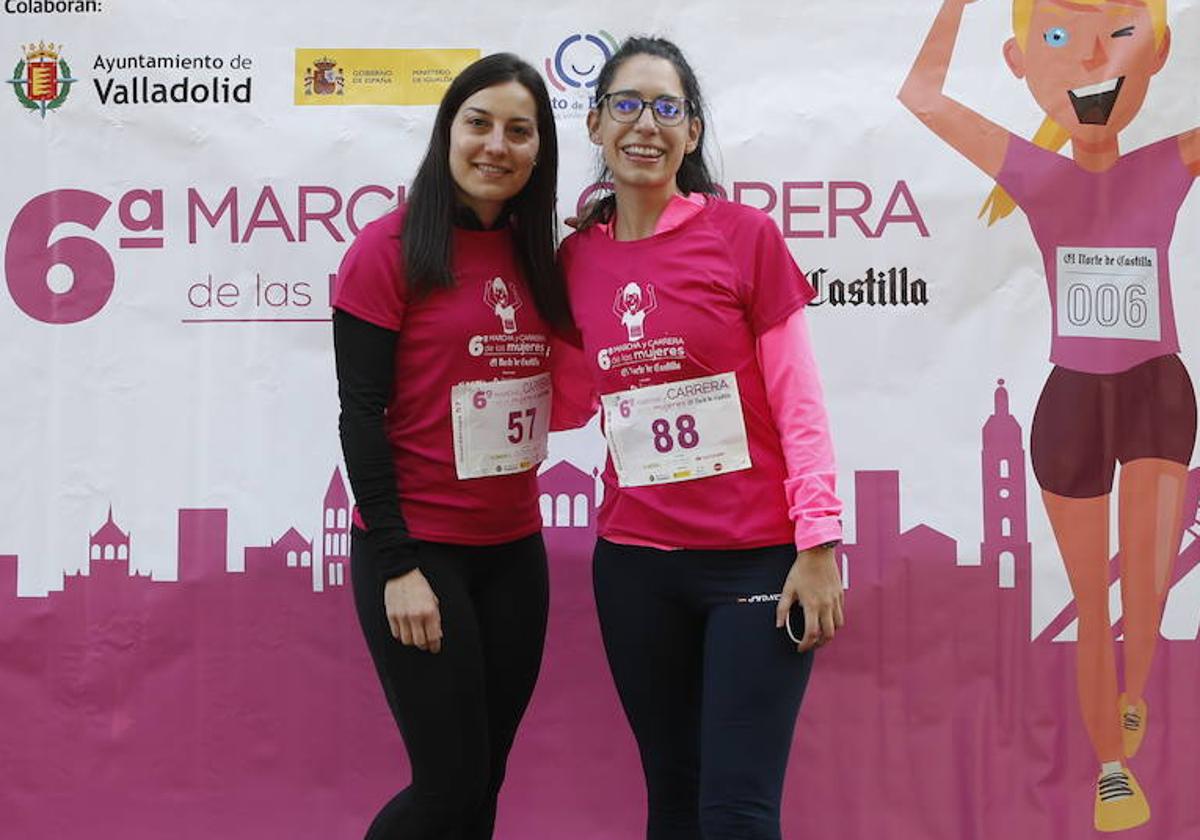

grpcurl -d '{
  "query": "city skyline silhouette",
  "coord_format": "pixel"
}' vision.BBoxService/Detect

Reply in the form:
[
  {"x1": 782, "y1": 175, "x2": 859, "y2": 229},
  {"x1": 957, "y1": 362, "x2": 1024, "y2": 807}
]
[{"x1": 1, "y1": 381, "x2": 1198, "y2": 837}]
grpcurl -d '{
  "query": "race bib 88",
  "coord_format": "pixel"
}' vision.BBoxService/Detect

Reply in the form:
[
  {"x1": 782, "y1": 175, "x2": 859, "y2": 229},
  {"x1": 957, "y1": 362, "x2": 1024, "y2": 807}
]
[{"x1": 601, "y1": 372, "x2": 752, "y2": 488}]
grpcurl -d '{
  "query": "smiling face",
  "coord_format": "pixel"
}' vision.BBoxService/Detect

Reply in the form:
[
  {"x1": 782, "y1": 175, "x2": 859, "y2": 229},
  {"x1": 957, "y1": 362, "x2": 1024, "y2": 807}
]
[
  {"x1": 1004, "y1": 0, "x2": 1170, "y2": 143},
  {"x1": 587, "y1": 54, "x2": 701, "y2": 194},
  {"x1": 448, "y1": 80, "x2": 540, "y2": 223}
]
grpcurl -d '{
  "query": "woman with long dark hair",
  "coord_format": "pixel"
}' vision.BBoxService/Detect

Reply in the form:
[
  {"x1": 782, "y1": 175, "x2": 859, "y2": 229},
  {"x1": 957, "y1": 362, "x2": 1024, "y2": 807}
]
[
  {"x1": 556, "y1": 36, "x2": 845, "y2": 839},
  {"x1": 332, "y1": 52, "x2": 567, "y2": 839}
]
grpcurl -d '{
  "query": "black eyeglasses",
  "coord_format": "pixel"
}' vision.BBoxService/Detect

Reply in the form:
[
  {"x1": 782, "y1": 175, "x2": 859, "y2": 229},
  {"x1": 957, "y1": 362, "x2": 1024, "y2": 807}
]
[{"x1": 597, "y1": 91, "x2": 692, "y2": 127}]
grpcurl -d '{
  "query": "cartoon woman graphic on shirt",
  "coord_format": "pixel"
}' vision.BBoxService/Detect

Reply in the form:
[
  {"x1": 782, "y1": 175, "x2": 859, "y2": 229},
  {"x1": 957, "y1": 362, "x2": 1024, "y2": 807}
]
[
  {"x1": 484, "y1": 276, "x2": 522, "y2": 334},
  {"x1": 613, "y1": 281, "x2": 657, "y2": 342},
  {"x1": 900, "y1": 0, "x2": 1197, "y2": 832}
]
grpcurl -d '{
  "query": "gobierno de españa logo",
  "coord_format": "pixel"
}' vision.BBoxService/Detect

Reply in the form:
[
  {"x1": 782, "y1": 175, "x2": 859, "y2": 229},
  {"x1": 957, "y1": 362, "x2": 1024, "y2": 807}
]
[
  {"x1": 302, "y1": 56, "x2": 344, "y2": 97},
  {"x1": 7, "y1": 41, "x2": 76, "y2": 117}
]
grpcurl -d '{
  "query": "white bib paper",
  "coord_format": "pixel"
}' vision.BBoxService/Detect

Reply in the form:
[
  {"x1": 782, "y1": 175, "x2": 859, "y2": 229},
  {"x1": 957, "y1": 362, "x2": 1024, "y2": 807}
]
[
  {"x1": 601, "y1": 372, "x2": 752, "y2": 488},
  {"x1": 1056, "y1": 246, "x2": 1161, "y2": 342},
  {"x1": 451, "y1": 373, "x2": 551, "y2": 480}
]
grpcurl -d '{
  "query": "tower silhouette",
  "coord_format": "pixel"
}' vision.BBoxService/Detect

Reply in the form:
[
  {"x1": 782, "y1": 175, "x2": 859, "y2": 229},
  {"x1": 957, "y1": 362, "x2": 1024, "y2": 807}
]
[
  {"x1": 87, "y1": 506, "x2": 135, "y2": 578},
  {"x1": 980, "y1": 380, "x2": 1031, "y2": 597},
  {"x1": 538, "y1": 460, "x2": 597, "y2": 529},
  {"x1": 320, "y1": 467, "x2": 350, "y2": 591}
]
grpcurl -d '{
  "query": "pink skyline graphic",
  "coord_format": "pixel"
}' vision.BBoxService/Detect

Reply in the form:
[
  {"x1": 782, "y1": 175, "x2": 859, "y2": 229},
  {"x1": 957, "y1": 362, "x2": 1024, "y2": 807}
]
[
  {"x1": 791, "y1": 383, "x2": 1200, "y2": 840},
  {"x1": 0, "y1": 385, "x2": 1197, "y2": 838}
]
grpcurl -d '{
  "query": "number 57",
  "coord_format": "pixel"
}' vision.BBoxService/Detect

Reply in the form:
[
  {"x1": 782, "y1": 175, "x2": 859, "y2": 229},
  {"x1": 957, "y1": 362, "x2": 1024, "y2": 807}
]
[{"x1": 507, "y1": 407, "x2": 537, "y2": 444}]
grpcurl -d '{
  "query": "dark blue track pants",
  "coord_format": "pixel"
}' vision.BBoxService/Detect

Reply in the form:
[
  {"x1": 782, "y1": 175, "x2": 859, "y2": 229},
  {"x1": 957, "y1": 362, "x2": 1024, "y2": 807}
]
[{"x1": 593, "y1": 539, "x2": 814, "y2": 840}]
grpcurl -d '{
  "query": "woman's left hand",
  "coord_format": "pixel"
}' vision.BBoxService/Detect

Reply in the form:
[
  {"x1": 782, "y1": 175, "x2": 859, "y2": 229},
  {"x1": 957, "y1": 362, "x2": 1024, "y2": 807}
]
[{"x1": 776, "y1": 546, "x2": 845, "y2": 653}]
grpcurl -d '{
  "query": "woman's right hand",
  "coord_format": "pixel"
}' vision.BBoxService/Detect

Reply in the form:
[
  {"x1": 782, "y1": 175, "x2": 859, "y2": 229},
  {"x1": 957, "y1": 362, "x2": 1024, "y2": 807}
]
[{"x1": 384, "y1": 569, "x2": 443, "y2": 654}]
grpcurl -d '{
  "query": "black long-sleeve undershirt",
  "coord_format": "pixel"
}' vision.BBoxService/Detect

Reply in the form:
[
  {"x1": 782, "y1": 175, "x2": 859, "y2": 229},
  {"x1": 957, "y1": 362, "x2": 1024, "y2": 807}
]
[
  {"x1": 334, "y1": 208, "x2": 508, "y2": 579},
  {"x1": 333, "y1": 308, "x2": 419, "y2": 580}
]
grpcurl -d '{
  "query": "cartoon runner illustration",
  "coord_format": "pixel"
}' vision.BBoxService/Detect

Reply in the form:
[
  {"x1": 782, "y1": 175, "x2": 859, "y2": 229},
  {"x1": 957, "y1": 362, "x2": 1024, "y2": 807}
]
[
  {"x1": 900, "y1": 0, "x2": 1197, "y2": 832},
  {"x1": 484, "y1": 275, "x2": 522, "y2": 334},
  {"x1": 613, "y1": 281, "x2": 657, "y2": 342}
]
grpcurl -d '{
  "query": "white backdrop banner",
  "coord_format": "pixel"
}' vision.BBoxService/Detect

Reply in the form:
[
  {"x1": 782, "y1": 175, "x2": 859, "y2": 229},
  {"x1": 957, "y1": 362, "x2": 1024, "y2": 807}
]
[{"x1": 1, "y1": 1, "x2": 1197, "y2": 837}]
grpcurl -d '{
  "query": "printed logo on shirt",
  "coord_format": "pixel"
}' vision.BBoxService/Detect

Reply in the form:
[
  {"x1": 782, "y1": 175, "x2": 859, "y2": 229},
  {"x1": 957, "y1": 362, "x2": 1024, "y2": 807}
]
[
  {"x1": 613, "y1": 281, "x2": 656, "y2": 342},
  {"x1": 467, "y1": 276, "x2": 548, "y2": 371},
  {"x1": 595, "y1": 281, "x2": 691, "y2": 384},
  {"x1": 484, "y1": 276, "x2": 522, "y2": 335}
]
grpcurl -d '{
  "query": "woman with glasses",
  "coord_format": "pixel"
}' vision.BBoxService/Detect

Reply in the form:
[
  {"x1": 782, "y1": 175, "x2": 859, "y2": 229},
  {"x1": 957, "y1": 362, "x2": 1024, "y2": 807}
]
[
  {"x1": 554, "y1": 35, "x2": 845, "y2": 839},
  {"x1": 333, "y1": 53, "x2": 568, "y2": 839}
]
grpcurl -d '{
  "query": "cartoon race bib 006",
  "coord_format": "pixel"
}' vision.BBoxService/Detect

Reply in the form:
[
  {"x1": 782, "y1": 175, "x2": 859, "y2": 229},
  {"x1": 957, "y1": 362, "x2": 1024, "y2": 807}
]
[
  {"x1": 451, "y1": 373, "x2": 551, "y2": 480},
  {"x1": 1056, "y1": 246, "x2": 1161, "y2": 343},
  {"x1": 601, "y1": 372, "x2": 752, "y2": 488}
]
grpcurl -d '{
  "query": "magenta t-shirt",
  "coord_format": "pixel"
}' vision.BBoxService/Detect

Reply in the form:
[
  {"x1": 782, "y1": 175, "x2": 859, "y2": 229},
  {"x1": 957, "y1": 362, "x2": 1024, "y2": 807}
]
[
  {"x1": 333, "y1": 207, "x2": 551, "y2": 545},
  {"x1": 996, "y1": 135, "x2": 1192, "y2": 374},
  {"x1": 560, "y1": 197, "x2": 815, "y2": 549}
]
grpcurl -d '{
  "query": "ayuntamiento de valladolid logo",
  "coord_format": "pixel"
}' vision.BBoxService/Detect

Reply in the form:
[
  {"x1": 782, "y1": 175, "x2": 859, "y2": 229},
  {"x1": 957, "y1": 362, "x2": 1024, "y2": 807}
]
[{"x1": 8, "y1": 40, "x2": 75, "y2": 117}]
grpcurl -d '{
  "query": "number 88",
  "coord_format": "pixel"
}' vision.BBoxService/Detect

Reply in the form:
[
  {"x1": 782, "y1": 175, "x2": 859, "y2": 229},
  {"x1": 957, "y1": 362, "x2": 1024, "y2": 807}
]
[{"x1": 650, "y1": 414, "x2": 699, "y2": 453}]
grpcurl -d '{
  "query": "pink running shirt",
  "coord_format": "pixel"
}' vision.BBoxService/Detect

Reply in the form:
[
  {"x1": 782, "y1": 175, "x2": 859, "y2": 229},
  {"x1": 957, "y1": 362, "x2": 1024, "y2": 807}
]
[
  {"x1": 333, "y1": 207, "x2": 550, "y2": 545},
  {"x1": 559, "y1": 197, "x2": 819, "y2": 549}
]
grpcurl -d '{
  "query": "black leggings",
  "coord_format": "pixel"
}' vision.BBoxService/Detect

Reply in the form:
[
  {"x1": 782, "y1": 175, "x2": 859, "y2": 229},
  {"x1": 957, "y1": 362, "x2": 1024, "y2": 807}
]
[
  {"x1": 593, "y1": 539, "x2": 814, "y2": 840},
  {"x1": 350, "y1": 530, "x2": 549, "y2": 840}
]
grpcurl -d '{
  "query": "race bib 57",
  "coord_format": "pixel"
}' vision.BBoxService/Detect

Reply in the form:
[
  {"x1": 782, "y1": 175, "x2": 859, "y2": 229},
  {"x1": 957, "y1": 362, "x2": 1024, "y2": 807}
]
[{"x1": 451, "y1": 373, "x2": 551, "y2": 480}]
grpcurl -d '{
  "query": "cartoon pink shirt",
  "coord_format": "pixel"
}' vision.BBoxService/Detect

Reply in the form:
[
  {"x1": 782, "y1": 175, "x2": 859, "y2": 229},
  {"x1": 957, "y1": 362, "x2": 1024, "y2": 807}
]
[
  {"x1": 334, "y1": 207, "x2": 551, "y2": 545},
  {"x1": 558, "y1": 196, "x2": 842, "y2": 550},
  {"x1": 995, "y1": 135, "x2": 1189, "y2": 374}
]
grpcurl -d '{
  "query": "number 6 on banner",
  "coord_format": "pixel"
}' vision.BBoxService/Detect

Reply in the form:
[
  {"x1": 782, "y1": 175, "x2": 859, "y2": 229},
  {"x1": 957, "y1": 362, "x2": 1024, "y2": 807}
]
[{"x1": 4, "y1": 189, "x2": 115, "y2": 324}]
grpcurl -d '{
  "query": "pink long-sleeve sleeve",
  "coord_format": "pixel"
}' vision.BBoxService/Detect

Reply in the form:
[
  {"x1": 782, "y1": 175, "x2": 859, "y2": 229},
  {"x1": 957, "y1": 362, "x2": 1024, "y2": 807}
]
[
  {"x1": 550, "y1": 332, "x2": 599, "y2": 431},
  {"x1": 756, "y1": 307, "x2": 843, "y2": 551}
]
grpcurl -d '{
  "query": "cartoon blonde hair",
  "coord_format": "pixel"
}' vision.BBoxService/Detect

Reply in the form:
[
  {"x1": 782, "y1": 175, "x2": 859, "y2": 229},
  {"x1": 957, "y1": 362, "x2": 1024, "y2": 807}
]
[{"x1": 981, "y1": 0, "x2": 1168, "y2": 225}]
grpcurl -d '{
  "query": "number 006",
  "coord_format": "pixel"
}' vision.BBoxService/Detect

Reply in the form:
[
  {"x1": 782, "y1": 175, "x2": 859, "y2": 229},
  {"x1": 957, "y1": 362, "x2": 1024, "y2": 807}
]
[{"x1": 1065, "y1": 282, "x2": 1148, "y2": 329}]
